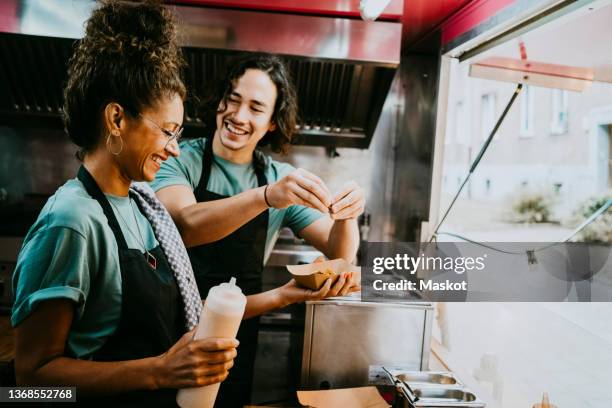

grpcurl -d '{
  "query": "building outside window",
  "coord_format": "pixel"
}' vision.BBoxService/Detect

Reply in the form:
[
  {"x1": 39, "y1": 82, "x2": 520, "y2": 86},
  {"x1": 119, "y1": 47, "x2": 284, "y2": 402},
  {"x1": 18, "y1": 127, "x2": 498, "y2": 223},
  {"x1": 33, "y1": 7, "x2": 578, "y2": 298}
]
[{"x1": 436, "y1": 3, "x2": 612, "y2": 406}]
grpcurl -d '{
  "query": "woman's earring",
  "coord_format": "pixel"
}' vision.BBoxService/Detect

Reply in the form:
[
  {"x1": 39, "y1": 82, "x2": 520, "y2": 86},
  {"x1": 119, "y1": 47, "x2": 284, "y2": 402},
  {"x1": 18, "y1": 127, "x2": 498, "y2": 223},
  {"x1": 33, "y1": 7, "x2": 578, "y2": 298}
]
[{"x1": 106, "y1": 131, "x2": 124, "y2": 155}]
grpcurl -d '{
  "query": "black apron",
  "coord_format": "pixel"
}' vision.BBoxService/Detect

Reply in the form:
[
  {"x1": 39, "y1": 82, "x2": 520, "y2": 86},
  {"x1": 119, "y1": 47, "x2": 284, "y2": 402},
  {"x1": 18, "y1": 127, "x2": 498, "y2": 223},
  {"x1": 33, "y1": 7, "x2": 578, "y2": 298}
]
[
  {"x1": 75, "y1": 166, "x2": 185, "y2": 407},
  {"x1": 187, "y1": 138, "x2": 269, "y2": 407}
]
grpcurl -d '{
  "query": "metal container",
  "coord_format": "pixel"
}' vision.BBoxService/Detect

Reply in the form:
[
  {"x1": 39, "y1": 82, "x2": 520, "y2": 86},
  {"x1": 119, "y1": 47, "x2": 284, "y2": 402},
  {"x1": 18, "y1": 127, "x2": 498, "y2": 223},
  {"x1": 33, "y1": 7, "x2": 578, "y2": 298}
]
[
  {"x1": 382, "y1": 368, "x2": 486, "y2": 408},
  {"x1": 388, "y1": 370, "x2": 461, "y2": 387},
  {"x1": 412, "y1": 387, "x2": 483, "y2": 406},
  {"x1": 397, "y1": 386, "x2": 486, "y2": 408},
  {"x1": 301, "y1": 296, "x2": 433, "y2": 389}
]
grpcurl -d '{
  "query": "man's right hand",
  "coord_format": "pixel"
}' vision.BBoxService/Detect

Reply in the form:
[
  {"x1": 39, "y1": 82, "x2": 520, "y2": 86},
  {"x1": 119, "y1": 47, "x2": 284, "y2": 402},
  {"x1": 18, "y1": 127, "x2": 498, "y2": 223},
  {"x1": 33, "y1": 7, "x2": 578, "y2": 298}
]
[
  {"x1": 154, "y1": 330, "x2": 238, "y2": 389},
  {"x1": 266, "y1": 168, "x2": 332, "y2": 213},
  {"x1": 277, "y1": 273, "x2": 360, "y2": 307}
]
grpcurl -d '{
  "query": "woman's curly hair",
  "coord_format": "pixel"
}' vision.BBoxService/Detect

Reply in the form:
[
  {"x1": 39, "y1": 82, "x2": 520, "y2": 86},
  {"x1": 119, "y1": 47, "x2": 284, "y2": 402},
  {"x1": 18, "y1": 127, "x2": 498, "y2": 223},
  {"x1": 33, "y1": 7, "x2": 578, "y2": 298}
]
[
  {"x1": 203, "y1": 54, "x2": 298, "y2": 155},
  {"x1": 63, "y1": 0, "x2": 186, "y2": 160}
]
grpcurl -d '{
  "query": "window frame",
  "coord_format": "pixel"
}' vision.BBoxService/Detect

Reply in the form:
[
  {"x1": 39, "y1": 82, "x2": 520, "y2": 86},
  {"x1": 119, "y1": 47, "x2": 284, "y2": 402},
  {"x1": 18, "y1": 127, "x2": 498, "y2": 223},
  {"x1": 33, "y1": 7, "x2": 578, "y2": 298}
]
[
  {"x1": 550, "y1": 88, "x2": 569, "y2": 135},
  {"x1": 480, "y1": 92, "x2": 498, "y2": 141},
  {"x1": 520, "y1": 84, "x2": 535, "y2": 138}
]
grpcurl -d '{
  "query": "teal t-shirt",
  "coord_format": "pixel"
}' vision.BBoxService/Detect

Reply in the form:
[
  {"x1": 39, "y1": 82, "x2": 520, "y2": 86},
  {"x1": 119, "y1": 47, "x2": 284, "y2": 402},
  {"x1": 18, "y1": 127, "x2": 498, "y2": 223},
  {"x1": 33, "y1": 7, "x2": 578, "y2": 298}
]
[
  {"x1": 11, "y1": 178, "x2": 159, "y2": 358},
  {"x1": 149, "y1": 138, "x2": 324, "y2": 261}
]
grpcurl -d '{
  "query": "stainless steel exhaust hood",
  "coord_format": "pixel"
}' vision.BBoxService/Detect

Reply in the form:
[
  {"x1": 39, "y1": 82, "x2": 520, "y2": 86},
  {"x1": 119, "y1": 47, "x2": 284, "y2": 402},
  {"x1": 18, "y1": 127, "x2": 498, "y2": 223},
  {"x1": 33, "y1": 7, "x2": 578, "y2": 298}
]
[{"x1": 0, "y1": 0, "x2": 400, "y2": 148}]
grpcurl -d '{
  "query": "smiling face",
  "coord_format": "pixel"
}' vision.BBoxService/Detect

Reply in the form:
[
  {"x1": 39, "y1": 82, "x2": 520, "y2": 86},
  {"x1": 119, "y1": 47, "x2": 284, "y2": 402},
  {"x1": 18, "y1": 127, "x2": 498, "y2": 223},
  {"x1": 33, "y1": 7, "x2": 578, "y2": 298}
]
[
  {"x1": 214, "y1": 68, "x2": 278, "y2": 156},
  {"x1": 118, "y1": 93, "x2": 184, "y2": 182}
]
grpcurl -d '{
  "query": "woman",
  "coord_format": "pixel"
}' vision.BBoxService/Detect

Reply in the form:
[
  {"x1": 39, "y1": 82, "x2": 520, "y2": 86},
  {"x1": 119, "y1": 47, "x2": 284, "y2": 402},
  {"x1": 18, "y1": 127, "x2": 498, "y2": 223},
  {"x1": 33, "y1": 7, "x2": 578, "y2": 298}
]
[
  {"x1": 153, "y1": 54, "x2": 363, "y2": 406},
  {"x1": 11, "y1": 1, "x2": 236, "y2": 406}
]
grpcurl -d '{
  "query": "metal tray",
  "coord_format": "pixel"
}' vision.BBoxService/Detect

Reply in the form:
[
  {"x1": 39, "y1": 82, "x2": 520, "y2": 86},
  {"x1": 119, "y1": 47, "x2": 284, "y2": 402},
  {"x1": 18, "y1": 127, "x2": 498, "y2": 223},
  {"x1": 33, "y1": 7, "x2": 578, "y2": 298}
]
[
  {"x1": 393, "y1": 371, "x2": 460, "y2": 386},
  {"x1": 380, "y1": 367, "x2": 486, "y2": 408},
  {"x1": 412, "y1": 387, "x2": 483, "y2": 405}
]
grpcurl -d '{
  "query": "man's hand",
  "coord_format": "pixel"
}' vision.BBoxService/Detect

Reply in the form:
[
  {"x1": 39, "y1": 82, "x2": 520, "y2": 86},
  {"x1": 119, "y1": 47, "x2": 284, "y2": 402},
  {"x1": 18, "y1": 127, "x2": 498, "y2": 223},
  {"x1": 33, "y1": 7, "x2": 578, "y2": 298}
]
[
  {"x1": 330, "y1": 181, "x2": 365, "y2": 220},
  {"x1": 277, "y1": 274, "x2": 360, "y2": 307},
  {"x1": 266, "y1": 168, "x2": 332, "y2": 213}
]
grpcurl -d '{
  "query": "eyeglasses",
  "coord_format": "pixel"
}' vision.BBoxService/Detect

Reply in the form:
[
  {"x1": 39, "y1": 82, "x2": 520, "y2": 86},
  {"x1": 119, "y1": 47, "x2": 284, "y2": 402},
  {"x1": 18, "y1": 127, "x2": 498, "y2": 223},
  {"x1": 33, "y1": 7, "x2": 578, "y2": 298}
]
[{"x1": 139, "y1": 114, "x2": 184, "y2": 146}]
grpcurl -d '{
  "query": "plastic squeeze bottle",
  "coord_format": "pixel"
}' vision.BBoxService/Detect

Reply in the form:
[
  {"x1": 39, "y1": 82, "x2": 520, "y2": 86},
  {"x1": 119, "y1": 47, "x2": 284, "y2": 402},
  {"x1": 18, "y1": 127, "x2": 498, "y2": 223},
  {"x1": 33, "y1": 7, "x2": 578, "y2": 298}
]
[{"x1": 176, "y1": 277, "x2": 246, "y2": 408}]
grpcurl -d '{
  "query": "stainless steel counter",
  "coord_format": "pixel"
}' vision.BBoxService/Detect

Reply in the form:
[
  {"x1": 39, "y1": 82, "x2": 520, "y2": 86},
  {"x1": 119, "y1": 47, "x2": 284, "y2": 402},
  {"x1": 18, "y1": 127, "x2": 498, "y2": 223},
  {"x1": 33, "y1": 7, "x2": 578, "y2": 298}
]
[{"x1": 301, "y1": 295, "x2": 434, "y2": 390}]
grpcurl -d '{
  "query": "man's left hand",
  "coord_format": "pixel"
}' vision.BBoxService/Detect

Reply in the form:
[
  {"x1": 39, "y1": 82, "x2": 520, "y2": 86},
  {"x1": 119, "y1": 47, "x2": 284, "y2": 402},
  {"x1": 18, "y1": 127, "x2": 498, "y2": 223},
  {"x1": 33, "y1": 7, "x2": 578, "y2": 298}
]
[{"x1": 329, "y1": 181, "x2": 365, "y2": 220}]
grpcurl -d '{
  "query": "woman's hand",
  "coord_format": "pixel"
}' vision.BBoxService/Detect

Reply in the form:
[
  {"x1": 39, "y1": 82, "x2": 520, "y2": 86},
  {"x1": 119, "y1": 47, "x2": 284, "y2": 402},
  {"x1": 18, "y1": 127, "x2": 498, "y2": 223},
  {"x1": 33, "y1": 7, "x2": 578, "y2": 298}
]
[
  {"x1": 277, "y1": 273, "x2": 361, "y2": 307},
  {"x1": 154, "y1": 330, "x2": 239, "y2": 389}
]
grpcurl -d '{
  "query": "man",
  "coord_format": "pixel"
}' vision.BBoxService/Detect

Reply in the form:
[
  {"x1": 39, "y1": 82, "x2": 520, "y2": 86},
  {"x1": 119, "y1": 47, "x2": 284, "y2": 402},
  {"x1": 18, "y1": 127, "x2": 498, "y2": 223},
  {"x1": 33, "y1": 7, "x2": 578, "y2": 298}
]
[{"x1": 151, "y1": 54, "x2": 364, "y2": 406}]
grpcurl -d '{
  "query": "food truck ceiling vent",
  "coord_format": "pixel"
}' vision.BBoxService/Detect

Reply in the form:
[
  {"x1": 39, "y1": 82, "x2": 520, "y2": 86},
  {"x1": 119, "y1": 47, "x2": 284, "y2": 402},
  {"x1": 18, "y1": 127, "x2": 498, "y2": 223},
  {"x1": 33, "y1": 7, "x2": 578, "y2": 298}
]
[{"x1": 0, "y1": 1, "x2": 400, "y2": 148}]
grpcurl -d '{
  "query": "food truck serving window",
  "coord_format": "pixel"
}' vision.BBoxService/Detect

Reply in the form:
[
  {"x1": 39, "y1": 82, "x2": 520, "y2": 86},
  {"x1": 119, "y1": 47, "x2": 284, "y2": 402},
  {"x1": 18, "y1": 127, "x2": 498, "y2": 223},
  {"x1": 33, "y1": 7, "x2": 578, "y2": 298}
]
[{"x1": 428, "y1": 1, "x2": 612, "y2": 406}]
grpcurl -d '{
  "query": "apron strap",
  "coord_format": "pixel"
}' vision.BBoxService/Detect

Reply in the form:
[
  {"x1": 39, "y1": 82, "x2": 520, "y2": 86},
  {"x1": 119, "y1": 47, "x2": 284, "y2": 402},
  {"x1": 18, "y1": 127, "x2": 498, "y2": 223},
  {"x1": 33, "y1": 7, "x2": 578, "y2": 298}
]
[
  {"x1": 252, "y1": 150, "x2": 267, "y2": 187},
  {"x1": 77, "y1": 165, "x2": 129, "y2": 250},
  {"x1": 198, "y1": 135, "x2": 215, "y2": 194}
]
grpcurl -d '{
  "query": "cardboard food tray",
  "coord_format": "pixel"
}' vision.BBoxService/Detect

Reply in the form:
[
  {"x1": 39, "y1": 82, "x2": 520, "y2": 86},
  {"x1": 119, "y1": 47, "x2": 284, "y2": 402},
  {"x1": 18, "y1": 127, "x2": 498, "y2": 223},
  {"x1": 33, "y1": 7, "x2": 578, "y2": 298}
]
[
  {"x1": 286, "y1": 258, "x2": 360, "y2": 291},
  {"x1": 297, "y1": 387, "x2": 389, "y2": 408}
]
